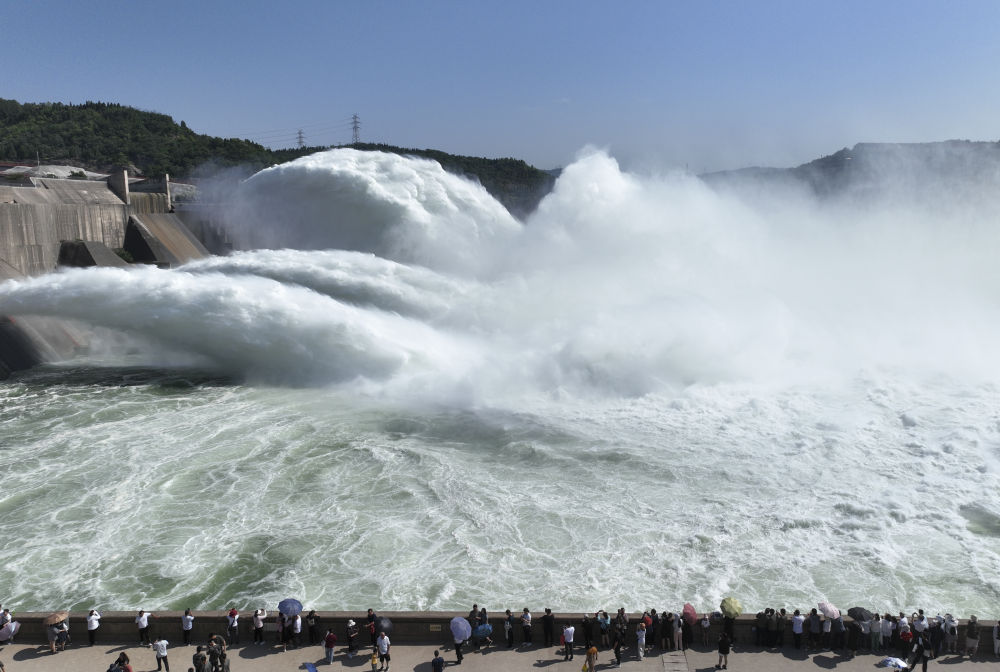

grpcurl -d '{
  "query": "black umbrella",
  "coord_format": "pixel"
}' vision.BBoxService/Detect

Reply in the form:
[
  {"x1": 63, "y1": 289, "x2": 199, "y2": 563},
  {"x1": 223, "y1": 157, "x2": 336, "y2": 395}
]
[
  {"x1": 847, "y1": 607, "x2": 874, "y2": 622},
  {"x1": 374, "y1": 616, "x2": 393, "y2": 636}
]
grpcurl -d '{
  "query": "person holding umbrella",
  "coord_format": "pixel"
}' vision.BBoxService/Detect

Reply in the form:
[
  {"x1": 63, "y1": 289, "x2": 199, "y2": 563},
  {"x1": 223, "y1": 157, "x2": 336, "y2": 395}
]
[{"x1": 43, "y1": 611, "x2": 68, "y2": 654}]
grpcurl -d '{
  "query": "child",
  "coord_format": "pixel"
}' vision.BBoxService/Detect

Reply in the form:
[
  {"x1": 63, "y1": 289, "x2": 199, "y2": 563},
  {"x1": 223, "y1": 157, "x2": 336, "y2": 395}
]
[{"x1": 371, "y1": 649, "x2": 379, "y2": 672}]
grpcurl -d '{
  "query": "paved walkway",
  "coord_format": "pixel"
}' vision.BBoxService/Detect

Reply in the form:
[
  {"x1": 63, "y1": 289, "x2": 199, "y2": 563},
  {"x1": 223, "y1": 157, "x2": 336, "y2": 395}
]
[{"x1": 0, "y1": 639, "x2": 997, "y2": 672}]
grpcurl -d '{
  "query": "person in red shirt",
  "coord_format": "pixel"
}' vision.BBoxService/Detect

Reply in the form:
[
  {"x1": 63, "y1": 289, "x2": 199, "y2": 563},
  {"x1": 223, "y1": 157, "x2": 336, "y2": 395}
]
[{"x1": 325, "y1": 629, "x2": 339, "y2": 664}]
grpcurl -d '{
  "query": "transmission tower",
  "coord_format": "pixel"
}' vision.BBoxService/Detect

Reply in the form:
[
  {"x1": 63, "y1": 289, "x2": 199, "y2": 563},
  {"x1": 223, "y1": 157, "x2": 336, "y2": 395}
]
[
  {"x1": 351, "y1": 114, "x2": 361, "y2": 144},
  {"x1": 297, "y1": 129, "x2": 305, "y2": 148}
]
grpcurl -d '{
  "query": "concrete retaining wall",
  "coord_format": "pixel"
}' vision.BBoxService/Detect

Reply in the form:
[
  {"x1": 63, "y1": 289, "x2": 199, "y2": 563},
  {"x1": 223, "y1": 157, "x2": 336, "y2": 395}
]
[
  {"x1": 0, "y1": 202, "x2": 127, "y2": 276},
  {"x1": 3, "y1": 611, "x2": 995, "y2": 649}
]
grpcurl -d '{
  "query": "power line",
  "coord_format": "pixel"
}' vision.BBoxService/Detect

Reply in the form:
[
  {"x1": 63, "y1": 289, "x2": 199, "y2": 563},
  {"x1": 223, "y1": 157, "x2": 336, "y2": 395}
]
[{"x1": 352, "y1": 114, "x2": 361, "y2": 144}]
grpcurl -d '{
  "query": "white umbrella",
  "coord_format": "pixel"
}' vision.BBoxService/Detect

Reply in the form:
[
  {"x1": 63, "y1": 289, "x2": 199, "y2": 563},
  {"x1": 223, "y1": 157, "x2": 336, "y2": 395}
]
[
  {"x1": 818, "y1": 602, "x2": 840, "y2": 619},
  {"x1": 450, "y1": 616, "x2": 472, "y2": 642},
  {"x1": 0, "y1": 621, "x2": 20, "y2": 641}
]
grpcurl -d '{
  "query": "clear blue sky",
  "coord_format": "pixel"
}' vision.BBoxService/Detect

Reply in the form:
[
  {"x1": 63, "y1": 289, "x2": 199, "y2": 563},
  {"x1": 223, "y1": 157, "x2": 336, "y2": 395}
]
[{"x1": 2, "y1": 0, "x2": 998, "y2": 171}]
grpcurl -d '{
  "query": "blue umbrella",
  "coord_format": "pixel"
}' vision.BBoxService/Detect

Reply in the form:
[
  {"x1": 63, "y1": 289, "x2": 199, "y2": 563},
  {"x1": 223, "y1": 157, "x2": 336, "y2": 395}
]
[
  {"x1": 278, "y1": 598, "x2": 303, "y2": 616},
  {"x1": 450, "y1": 616, "x2": 472, "y2": 641}
]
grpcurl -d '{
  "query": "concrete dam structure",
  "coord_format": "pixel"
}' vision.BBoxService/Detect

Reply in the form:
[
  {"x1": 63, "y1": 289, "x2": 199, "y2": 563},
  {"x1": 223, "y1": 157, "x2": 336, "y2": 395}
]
[{"x1": 0, "y1": 170, "x2": 210, "y2": 377}]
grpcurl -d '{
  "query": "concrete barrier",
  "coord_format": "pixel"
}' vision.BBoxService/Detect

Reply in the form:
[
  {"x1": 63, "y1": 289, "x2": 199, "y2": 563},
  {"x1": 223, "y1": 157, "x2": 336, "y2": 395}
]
[{"x1": 3, "y1": 611, "x2": 994, "y2": 650}]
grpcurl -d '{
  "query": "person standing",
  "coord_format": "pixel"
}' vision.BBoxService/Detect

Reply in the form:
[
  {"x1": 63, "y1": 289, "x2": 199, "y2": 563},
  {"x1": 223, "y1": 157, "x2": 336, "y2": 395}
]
[
  {"x1": 152, "y1": 635, "x2": 170, "y2": 671},
  {"x1": 701, "y1": 614, "x2": 711, "y2": 646},
  {"x1": 432, "y1": 649, "x2": 445, "y2": 672},
  {"x1": 564, "y1": 623, "x2": 576, "y2": 661},
  {"x1": 909, "y1": 633, "x2": 932, "y2": 672},
  {"x1": 585, "y1": 644, "x2": 598, "y2": 672},
  {"x1": 581, "y1": 613, "x2": 594, "y2": 650},
  {"x1": 136, "y1": 610, "x2": 154, "y2": 646},
  {"x1": 543, "y1": 608, "x2": 555, "y2": 647},
  {"x1": 521, "y1": 608, "x2": 532, "y2": 646},
  {"x1": 454, "y1": 625, "x2": 465, "y2": 665},
  {"x1": 86, "y1": 609, "x2": 101, "y2": 646},
  {"x1": 634, "y1": 622, "x2": 645, "y2": 660},
  {"x1": 367, "y1": 609, "x2": 378, "y2": 646},
  {"x1": 181, "y1": 609, "x2": 194, "y2": 646},
  {"x1": 346, "y1": 619, "x2": 359, "y2": 658},
  {"x1": 598, "y1": 611, "x2": 611, "y2": 648},
  {"x1": 791, "y1": 610, "x2": 804, "y2": 649},
  {"x1": 324, "y1": 628, "x2": 338, "y2": 664},
  {"x1": 226, "y1": 608, "x2": 239, "y2": 645},
  {"x1": 306, "y1": 610, "x2": 321, "y2": 645},
  {"x1": 993, "y1": 619, "x2": 1000, "y2": 658},
  {"x1": 504, "y1": 609, "x2": 516, "y2": 648},
  {"x1": 612, "y1": 628, "x2": 623, "y2": 666},
  {"x1": 808, "y1": 609, "x2": 821, "y2": 650},
  {"x1": 716, "y1": 631, "x2": 730, "y2": 670},
  {"x1": 673, "y1": 611, "x2": 683, "y2": 651},
  {"x1": 376, "y1": 630, "x2": 391, "y2": 671},
  {"x1": 291, "y1": 612, "x2": 302, "y2": 648},
  {"x1": 964, "y1": 616, "x2": 980, "y2": 657},
  {"x1": 776, "y1": 609, "x2": 787, "y2": 648},
  {"x1": 883, "y1": 614, "x2": 895, "y2": 652},
  {"x1": 252, "y1": 609, "x2": 266, "y2": 645}
]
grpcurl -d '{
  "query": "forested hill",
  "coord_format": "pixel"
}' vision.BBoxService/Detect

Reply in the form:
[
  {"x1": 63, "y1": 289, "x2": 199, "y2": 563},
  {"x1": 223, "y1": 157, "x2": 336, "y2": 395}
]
[{"x1": 0, "y1": 99, "x2": 556, "y2": 216}]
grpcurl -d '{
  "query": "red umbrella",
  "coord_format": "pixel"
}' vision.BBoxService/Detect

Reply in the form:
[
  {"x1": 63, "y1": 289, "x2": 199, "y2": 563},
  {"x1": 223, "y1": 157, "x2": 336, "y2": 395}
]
[{"x1": 682, "y1": 603, "x2": 698, "y2": 625}]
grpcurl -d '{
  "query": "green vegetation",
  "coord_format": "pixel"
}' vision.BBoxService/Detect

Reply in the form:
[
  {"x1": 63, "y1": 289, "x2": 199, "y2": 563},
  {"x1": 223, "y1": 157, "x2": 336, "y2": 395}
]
[
  {"x1": 0, "y1": 99, "x2": 326, "y2": 177},
  {"x1": 0, "y1": 99, "x2": 557, "y2": 216}
]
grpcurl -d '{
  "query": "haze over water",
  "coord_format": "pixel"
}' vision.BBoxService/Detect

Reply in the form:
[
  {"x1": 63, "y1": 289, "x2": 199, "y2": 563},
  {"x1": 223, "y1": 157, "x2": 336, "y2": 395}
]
[{"x1": 2, "y1": 148, "x2": 1000, "y2": 615}]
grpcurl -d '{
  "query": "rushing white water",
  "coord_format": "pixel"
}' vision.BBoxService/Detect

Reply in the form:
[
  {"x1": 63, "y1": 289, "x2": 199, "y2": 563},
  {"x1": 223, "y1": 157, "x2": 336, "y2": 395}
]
[{"x1": 2, "y1": 147, "x2": 1000, "y2": 616}]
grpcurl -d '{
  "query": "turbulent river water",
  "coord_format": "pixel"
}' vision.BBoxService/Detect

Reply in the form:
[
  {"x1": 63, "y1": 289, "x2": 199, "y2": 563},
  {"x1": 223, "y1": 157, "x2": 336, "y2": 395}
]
[{"x1": 2, "y1": 148, "x2": 999, "y2": 615}]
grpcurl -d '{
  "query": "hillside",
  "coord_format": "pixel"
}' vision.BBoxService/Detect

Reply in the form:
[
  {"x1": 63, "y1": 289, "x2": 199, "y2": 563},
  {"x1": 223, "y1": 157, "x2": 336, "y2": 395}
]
[
  {"x1": 0, "y1": 99, "x2": 556, "y2": 217},
  {"x1": 701, "y1": 140, "x2": 1000, "y2": 202}
]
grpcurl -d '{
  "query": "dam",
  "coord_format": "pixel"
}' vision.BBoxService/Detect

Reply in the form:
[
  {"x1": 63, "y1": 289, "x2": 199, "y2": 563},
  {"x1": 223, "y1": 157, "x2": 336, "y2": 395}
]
[{"x1": 0, "y1": 169, "x2": 211, "y2": 376}]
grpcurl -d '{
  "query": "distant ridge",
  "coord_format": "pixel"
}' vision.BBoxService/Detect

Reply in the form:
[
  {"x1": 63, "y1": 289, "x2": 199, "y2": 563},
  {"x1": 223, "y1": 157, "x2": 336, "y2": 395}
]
[{"x1": 701, "y1": 140, "x2": 1000, "y2": 199}]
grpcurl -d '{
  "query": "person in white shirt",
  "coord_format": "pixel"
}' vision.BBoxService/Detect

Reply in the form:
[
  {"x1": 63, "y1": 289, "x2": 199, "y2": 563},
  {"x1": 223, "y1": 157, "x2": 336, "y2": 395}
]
[
  {"x1": 181, "y1": 609, "x2": 194, "y2": 646},
  {"x1": 791, "y1": 609, "x2": 805, "y2": 649},
  {"x1": 86, "y1": 610, "x2": 101, "y2": 646},
  {"x1": 136, "y1": 610, "x2": 154, "y2": 646},
  {"x1": 292, "y1": 613, "x2": 302, "y2": 648},
  {"x1": 152, "y1": 635, "x2": 169, "y2": 671},
  {"x1": 252, "y1": 609, "x2": 267, "y2": 645},
  {"x1": 564, "y1": 623, "x2": 576, "y2": 661},
  {"x1": 376, "y1": 631, "x2": 391, "y2": 671},
  {"x1": 880, "y1": 614, "x2": 894, "y2": 649}
]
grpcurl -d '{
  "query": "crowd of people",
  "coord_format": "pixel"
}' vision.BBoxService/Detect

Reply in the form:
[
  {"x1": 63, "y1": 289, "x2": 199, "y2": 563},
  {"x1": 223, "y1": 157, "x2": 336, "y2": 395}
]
[{"x1": 0, "y1": 601, "x2": 996, "y2": 672}]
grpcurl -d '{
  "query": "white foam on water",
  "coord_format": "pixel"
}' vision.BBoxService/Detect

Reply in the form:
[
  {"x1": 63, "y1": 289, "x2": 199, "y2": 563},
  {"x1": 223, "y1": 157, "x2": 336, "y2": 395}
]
[{"x1": 2, "y1": 147, "x2": 1000, "y2": 613}]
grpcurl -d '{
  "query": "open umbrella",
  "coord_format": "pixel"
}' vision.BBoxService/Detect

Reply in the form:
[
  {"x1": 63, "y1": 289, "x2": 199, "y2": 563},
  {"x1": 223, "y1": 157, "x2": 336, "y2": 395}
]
[
  {"x1": 682, "y1": 603, "x2": 698, "y2": 625},
  {"x1": 450, "y1": 616, "x2": 471, "y2": 642},
  {"x1": 43, "y1": 611, "x2": 69, "y2": 626},
  {"x1": 473, "y1": 623, "x2": 493, "y2": 640},
  {"x1": 818, "y1": 602, "x2": 840, "y2": 619},
  {"x1": 847, "y1": 607, "x2": 874, "y2": 622},
  {"x1": 719, "y1": 597, "x2": 742, "y2": 619},
  {"x1": 277, "y1": 599, "x2": 303, "y2": 616},
  {"x1": 374, "y1": 615, "x2": 393, "y2": 636},
  {"x1": 0, "y1": 621, "x2": 19, "y2": 642}
]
